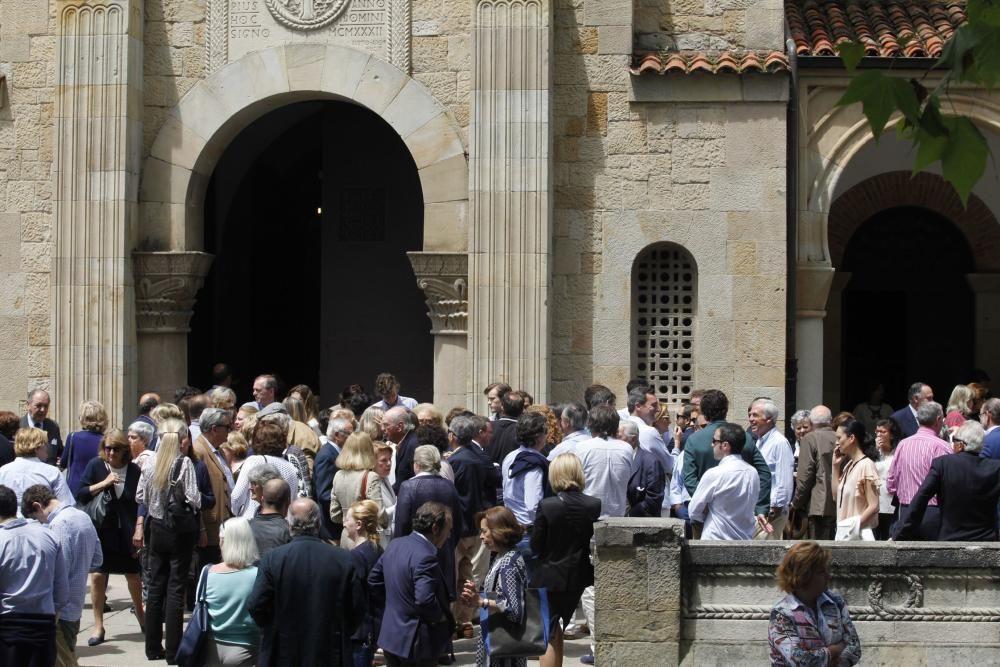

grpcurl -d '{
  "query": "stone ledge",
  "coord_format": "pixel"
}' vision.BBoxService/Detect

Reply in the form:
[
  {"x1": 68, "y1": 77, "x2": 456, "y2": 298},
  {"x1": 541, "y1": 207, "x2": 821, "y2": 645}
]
[{"x1": 594, "y1": 517, "x2": 686, "y2": 547}]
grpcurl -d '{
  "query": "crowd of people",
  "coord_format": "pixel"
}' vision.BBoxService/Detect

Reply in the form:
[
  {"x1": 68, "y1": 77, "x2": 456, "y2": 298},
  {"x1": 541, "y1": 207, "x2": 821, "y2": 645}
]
[{"x1": 1, "y1": 368, "x2": 999, "y2": 667}]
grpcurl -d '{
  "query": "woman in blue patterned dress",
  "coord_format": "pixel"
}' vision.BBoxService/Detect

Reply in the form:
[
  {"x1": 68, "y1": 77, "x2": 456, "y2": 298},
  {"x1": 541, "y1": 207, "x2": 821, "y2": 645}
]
[
  {"x1": 460, "y1": 506, "x2": 527, "y2": 667},
  {"x1": 768, "y1": 541, "x2": 861, "y2": 665}
]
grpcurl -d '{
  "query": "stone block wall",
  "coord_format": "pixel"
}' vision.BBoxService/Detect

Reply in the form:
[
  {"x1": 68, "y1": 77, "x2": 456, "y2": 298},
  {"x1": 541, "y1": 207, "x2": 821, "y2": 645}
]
[
  {"x1": 595, "y1": 518, "x2": 1000, "y2": 666},
  {"x1": 634, "y1": 0, "x2": 784, "y2": 52}
]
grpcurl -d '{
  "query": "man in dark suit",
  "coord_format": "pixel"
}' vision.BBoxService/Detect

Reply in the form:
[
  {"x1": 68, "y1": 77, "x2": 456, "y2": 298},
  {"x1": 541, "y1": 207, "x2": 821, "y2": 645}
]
[
  {"x1": 620, "y1": 420, "x2": 666, "y2": 517},
  {"x1": 978, "y1": 398, "x2": 1000, "y2": 459},
  {"x1": 314, "y1": 416, "x2": 353, "y2": 539},
  {"x1": 890, "y1": 381, "x2": 933, "y2": 439},
  {"x1": 369, "y1": 501, "x2": 454, "y2": 667},
  {"x1": 248, "y1": 498, "x2": 361, "y2": 666},
  {"x1": 447, "y1": 415, "x2": 500, "y2": 630},
  {"x1": 21, "y1": 390, "x2": 62, "y2": 466},
  {"x1": 895, "y1": 421, "x2": 1000, "y2": 541},
  {"x1": 192, "y1": 408, "x2": 233, "y2": 565},
  {"x1": 682, "y1": 390, "x2": 771, "y2": 519},
  {"x1": 134, "y1": 393, "x2": 160, "y2": 451},
  {"x1": 489, "y1": 390, "x2": 525, "y2": 465},
  {"x1": 387, "y1": 407, "x2": 419, "y2": 494},
  {"x1": 791, "y1": 406, "x2": 838, "y2": 540}
]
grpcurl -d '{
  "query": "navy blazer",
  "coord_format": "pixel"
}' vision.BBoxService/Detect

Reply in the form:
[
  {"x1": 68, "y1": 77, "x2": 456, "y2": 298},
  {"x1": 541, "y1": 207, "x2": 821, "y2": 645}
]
[
  {"x1": 313, "y1": 442, "x2": 340, "y2": 538},
  {"x1": 369, "y1": 533, "x2": 453, "y2": 662},
  {"x1": 895, "y1": 450, "x2": 1000, "y2": 541},
  {"x1": 351, "y1": 540, "x2": 384, "y2": 644},
  {"x1": 394, "y1": 474, "x2": 463, "y2": 600},
  {"x1": 890, "y1": 406, "x2": 918, "y2": 439},
  {"x1": 489, "y1": 418, "x2": 519, "y2": 465},
  {"x1": 626, "y1": 447, "x2": 666, "y2": 518},
  {"x1": 448, "y1": 443, "x2": 501, "y2": 537},
  {"x1": 981, "y1": 428, "x2": 1000, "y2": 460},
  {"x1": 392, "y1": 431, "x2": 419, "y2": 494}
]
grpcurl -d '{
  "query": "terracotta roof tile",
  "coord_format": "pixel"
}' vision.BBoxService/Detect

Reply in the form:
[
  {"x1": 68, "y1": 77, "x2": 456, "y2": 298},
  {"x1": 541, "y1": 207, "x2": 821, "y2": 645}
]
[
  {"x1": 629, "y1": 50, "x2": 790, "y2": 76},
  {"x1": 786, "y1": 0, "x2": 967, "y2": 59}
]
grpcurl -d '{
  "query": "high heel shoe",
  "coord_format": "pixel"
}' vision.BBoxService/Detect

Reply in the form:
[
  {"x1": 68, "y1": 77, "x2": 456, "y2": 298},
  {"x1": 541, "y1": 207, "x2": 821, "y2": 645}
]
[{"x1": 87, "y1": 630, "x2": 106, "y2": 647}]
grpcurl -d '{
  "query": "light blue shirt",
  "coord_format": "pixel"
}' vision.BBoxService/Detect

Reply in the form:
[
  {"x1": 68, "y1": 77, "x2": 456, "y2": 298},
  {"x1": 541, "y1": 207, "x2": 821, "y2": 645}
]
[
  {"x1": 574, "y1": 436, "x2": 633, "y2": 519},
  {"x1": 374, "y1": 396, "x2": 418, "y2": 411},
  {"x1": 755, "y1": 428, "x2": 794, "y2": 510},
  {"x1": 630, "y1": 416, "x2": 674, "y2": 476},
  {"x1": 547, "y1": 430, "x2": 590, "y2": 461},
  {"x1": 668, "y1": 447, "x2": 690, "y2": 506},
  {"x1": 0, "y1": 518, "x2": 69, "y2": 615},
  {"x1": 0, "y1": 457, "x2": 76, "y2": 517},
  {"x1": 502, "y1": 447, "x2": 544, "y2": 525},
  {"x1": 47, "y1": 504, "x2": 102, "y2": 621}
]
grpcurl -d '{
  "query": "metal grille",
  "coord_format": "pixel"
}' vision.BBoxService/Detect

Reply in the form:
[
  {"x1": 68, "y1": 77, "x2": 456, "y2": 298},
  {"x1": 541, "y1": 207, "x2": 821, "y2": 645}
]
[{"x1": 633, "y1": 244, "x2": 696, "y2": 403}]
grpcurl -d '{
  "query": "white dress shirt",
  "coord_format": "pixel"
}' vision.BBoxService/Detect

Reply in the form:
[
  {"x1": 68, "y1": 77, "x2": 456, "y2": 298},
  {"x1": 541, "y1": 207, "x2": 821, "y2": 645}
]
[
  {"x1": 230, "y1": 454, "x2": 299, "y2": 517},
  {"x1": 502, "y1": 447, "x2": 544, "y2": 525},
  {"x1": 546, "y1": 430, "x2": 590, "y2": 460},
  {"x1": 574, "y1": 436, "x2": 633, "y2": 518},
  {"x1": 754, "y1": 427, "x2": 794, "y2": 510},
  {"x1": 0, "y1": 457, "x2": 76, "y2": 517},
  {"x1": 629, "y1": 415, "x2": 673, "y2": 475},
  {"x1": 688, "y1": 454, "x2": 759, "y2": 540},
  {"x1": 668, "y1": 447, "x2": 690, "y2": 506}
]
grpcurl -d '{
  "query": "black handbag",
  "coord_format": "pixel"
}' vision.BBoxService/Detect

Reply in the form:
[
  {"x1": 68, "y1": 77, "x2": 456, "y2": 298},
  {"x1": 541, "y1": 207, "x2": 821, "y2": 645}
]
[
  {"x1": 480, "y1": 586, "x2": 550, "y2": 658},
  {"x1": 175, "y1": 565, "x2": 211, "y2": 667},
  {"x1": 149, "y1": 458, "x2": 198, "y2": 553},
  {"x1": 77, "y1": 462, "x2": 112, "y2": 527}
]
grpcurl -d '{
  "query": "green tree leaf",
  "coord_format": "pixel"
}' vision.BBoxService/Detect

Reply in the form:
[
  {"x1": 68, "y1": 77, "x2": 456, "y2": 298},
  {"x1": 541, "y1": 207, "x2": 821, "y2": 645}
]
[
  {"x1": 941, "y1": 117, "x2": 989, "y2": 206},
  {"x1": 838, "y1": 71, "x2": 897, "y2": 139},
  {"x1": 836, "y1": 41, "x2": 865, "y2": 72},
  {"x1": 912, "y1": 128, "x2": 948, "y2": 173}
]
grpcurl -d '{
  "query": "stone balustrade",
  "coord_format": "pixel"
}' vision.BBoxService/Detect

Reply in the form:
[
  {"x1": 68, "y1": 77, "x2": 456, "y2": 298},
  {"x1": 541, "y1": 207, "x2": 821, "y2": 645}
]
[{"x1": 594, "y1": 518, "x2": 1000, "y2": 665}]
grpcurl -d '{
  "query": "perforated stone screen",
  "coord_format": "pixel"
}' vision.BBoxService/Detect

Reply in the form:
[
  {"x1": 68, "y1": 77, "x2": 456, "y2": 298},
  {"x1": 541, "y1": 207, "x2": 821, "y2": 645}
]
[{"x1": 633, "y1": 244, "x2": 696, "y2": 403}]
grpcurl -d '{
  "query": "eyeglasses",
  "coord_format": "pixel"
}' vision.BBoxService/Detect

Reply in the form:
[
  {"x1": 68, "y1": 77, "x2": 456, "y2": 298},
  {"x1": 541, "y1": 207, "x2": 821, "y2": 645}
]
[
  {"x1": 104, "y1": 446, "x2": 124, "y2": 453},
  {"x1": 712, "y1": 438, "x2": 723, "y2": 445},
  {"x1": 953, "y1": 439, "x2": 966, "y2": 447}
]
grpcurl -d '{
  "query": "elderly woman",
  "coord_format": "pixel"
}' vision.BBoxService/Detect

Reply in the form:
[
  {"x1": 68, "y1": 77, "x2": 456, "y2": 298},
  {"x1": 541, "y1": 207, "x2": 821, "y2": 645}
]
[
  {"x1": 208, "y1": 386, "x2": 238, "y2": 413},
  {"x1": 230, "y1": 421, "x2": 299, "y2": 517},
  {"x1": 77, "y1": 429, "x2": 144, "y2": 644},
  {"x1": 127, "y1": 420, "x2": 156, "y2": 470},
  {"x1": 60, "y1": 399, "x2": 109, "y2": 499},
  {"x1": 414, "y1": 403, "x2": 445, "y2": 429},
  {"x1": 789, "y1": 409, "x2": 812, "y2": 467},
  {"x1": 358, "y1": 405, "x2": 385, "y2": 442},
  {"x1": 202, "y1": 517, "x2": 260, "y2": 667},
  {"x1": 0, "y1": 427, "x2": 75, "y2": 512},
  {"x1": 769, "y1": 541, "x2": 860, "y2": 665},
  {"x1": 330, "y1": 432, "x2": 383, "y2": 548}
]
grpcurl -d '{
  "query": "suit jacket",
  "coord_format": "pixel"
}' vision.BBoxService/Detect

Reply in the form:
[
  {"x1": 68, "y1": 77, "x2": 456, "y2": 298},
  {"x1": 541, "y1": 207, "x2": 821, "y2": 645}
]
[
  {"x1": 627, "y1": 447, "x2": 666, "y2": 517},
  {"x1": 313, "y1": 442, "x2": 340, "y2": 537},
  {"x1": 448, "y1": 442, "x2": 500, "y2": 537},
  {"x1": 392, "y1": 431, "x2": 419, "y2": 494},
  {"x1": 249, "y1": 535, "x2": 360, "y2": 667},
  {"x1": 192, "y1": 435, "x2": 232, "y2": 546},
  {"x1": 980, "y1": 428, "x2": 1000, "y2": 460},
  {"x1": 890, "y1": 406, "x2": 919, "y2": 439},
  {"x1": 369, "y1": 532, "x2": 452, "y2": 662},
  {"x1": 530, "y1": 491, "x2": 601, "y2": 592},
  {"x1": 489, "y1": 418, "x2": 520, "y2": 465},
  {"x1": 682, "y1": 420, "x2": 772, "y2": 515},
  {"x1": 287, "y1": 421, "x2": 320, "y2": 466},
  {"x1": 0, "y1": 434, "x2": 13, "y2": 467},
  {"x1": 895, "y1": 451, "x2": 1000, "y2": 541},
  {"x1": 21, "y1": 415, "x2": 63, "y2": 466},
  {"x1": 394, "y1": 473, "x2": 463, "y2": 600},
  {"x1": 792, "y1": 428, "x2": 837, "y2": 519}
]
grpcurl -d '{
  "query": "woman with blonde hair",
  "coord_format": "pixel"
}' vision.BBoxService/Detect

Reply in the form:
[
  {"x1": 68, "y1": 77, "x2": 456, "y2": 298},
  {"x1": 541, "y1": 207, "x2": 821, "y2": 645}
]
[
  {"x1": 527, "y1": 404, "x2": 563, "y2": 453},
  {"x1": 344, "y1": 499, "x2": 384, "y2": 667},
  {"x1": 945, "y1": 384, "x2": 974, "y2": 430},
  {"x1": 150, "y1": 402, "x2": 184, "y2": 426},
  {"x1": 372, "y1": 441, "x2": 396, "y2": 546},
  {"x1": 201, "y1": 517, "x2": 261, "y2": 667},
  {"x1": 358, "y1": 405, "x2": 385, "y2": 441},
  {"x1": 329, "y1": 432, "x2": 383, "y2": 547},
  {"x1": 288, "y1": 384, "x2": 322, "y2": 436},
  {"x1": 0, "y1": 426, "x2": 75, "y2": 511},
  {"x1": 414, "y1": 403, "x2": 445, "y2": 428},
  {"x1": 769, "y1": 541, "x2": 860, "y2": 664},
  {"x1": 60, "y1": 399, "x2": 109, "y2": 499},
  {"x1": 222, "y1": 431, "x2": 250, "y2": 480},
  {"x1": 233, "y1": 402, "x2": 258, "y2": 434},
  {"x1": 137, "y1": 418, "x2": 201, "y2": 662}
]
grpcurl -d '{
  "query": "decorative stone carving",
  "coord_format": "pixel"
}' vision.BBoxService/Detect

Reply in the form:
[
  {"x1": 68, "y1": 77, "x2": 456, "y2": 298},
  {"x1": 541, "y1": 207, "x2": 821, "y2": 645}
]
[
  {"x1": 265, "y1": 0, "x2": 350, "y2": 30},
  {"x1": 469, "y1": 0, "x2": 552, "y2": 402},
  {"x1": 53, "y1": 0, "x2": 143, "y2": 428},
  {"x1": 207, "y1": 0, "x2": 229, "y2": 73},
  {"x1": 407, "y1": 252, "x2": 468, "y2": 335},
  {"x1": 133, "y1": 252, "x2": 215, "y2": 334}
]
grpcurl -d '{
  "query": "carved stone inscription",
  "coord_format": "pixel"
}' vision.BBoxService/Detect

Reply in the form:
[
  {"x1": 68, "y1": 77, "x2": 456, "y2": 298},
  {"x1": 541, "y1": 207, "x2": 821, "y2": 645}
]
[{"x1": 213, "y1": 0, "x2": 409, "y2": 71}]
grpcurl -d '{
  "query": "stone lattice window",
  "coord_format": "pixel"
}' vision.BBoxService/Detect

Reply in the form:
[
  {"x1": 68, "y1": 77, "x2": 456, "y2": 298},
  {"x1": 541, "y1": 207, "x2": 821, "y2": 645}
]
[{"x1": 633, "y1": 244, "x2": 696, "y2": 403}]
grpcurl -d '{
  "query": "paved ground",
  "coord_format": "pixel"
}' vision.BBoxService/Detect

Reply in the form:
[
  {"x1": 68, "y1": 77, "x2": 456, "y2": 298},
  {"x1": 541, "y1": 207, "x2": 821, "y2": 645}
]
[{"x1": 77, "y1": 575, "x2": 592, "y2": 666}]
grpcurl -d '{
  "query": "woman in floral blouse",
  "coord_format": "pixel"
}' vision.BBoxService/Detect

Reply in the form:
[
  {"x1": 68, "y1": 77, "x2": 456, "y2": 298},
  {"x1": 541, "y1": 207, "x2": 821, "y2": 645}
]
[{"x1": 769, "y1": 541, "x2": 861, "y2": 666}]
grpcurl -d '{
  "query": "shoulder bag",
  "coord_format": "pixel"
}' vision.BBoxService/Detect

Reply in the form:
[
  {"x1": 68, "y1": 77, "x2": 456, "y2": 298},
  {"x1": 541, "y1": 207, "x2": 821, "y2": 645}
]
[
  {"x1": 150, "y1": 457, "x2": 199, "y2": 552},
  {"x1": 480, "y1": 564, "x2": 550, "y2": 658},
  {"x1": 359, "y1": 470, "x2": 370, "y2": 501},
  {"x1": 175, "y1": 565, "x2": 211, "y2": 667},
  {"x1": 77, "y1": 461, "x2": 112, "y2": 527}
]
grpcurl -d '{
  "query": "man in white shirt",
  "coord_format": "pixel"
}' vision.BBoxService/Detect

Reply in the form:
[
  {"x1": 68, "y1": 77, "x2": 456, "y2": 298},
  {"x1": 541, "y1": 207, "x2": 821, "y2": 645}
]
[
  {"x1": 626, "y1": 387, "x2": 673, "y2": 476},
  {"x1": 748, "y1": 398, "x2": 794, "y2": 540},
  {"x1": 688, "y1": 422, "x2": 759, "y2": 540},
  {"x1": 546, "y1": 402, "x2": 590, "y2": 460}
]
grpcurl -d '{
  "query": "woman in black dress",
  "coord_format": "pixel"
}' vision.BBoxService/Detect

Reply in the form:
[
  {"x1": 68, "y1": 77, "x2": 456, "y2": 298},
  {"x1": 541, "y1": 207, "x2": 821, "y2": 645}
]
[
  {"x1": 76, "y1": 428, "x2": 144, "y2": 645},
  {"x1": 344, "y1": 499, "x2": 384, "y2": 667}
]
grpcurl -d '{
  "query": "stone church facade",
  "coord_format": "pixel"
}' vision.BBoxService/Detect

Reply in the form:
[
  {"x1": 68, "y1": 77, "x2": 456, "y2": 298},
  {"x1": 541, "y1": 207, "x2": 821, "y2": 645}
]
[{"x1": 0, "y1": 0, "x2": 997, "y2": 427}]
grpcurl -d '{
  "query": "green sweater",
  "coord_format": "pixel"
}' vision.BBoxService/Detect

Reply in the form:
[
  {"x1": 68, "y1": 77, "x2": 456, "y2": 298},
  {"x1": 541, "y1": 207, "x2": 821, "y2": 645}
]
[{"x1": 682, "y1": 420, "x2": 772, "y2": 516}]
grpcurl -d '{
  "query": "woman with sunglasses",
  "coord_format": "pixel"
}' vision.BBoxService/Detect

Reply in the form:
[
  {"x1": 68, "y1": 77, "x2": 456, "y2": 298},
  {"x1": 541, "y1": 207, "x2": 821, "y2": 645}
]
[{"x1": 76, "y1": 428, "x2": 145, "y2": 644}]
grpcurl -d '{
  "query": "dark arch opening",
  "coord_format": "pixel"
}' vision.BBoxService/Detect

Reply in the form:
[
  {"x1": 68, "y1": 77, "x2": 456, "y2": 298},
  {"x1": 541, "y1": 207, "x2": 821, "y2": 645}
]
[
  {"x1": 188, "y1": 100, "x2": 433, "y2": 402},
  {"x1": 840, "y1": 206, "x2": 974, "y2": 409}
]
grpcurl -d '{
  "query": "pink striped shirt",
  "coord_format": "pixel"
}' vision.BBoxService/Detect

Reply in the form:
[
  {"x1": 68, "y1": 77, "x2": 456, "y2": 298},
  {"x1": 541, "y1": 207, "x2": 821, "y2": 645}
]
[{"x1": 885, "y1": 427, "x2": 952, "y2": 506}]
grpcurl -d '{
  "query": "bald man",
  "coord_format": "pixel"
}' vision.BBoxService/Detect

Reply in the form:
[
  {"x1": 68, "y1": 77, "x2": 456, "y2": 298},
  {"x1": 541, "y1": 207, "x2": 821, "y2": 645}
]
[
  {"x1": 791, "y1": 406, "x2": 838, "y2": 540},
  {"x1": 249, "y1": 478, "x2": 291, "y2": 557}
]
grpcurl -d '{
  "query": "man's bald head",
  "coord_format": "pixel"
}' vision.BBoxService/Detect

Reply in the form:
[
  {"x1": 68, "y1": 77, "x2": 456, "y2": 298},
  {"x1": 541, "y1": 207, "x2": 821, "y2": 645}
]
[
  {"x1": 383, "y1": 406, "x2": 411, "y2": 443},
  {"x1": 261, "y1": 478, "x2": 290, "y2": 512},
  {"x1": 287, "y1": 498, "x2": 321, "y2": 537},
  {"x1": 384, "y1": 406, "x2": 408, "y2": 425},
  {"x1": 809, "y1": 405, "x2": 832, "y2": 428}
]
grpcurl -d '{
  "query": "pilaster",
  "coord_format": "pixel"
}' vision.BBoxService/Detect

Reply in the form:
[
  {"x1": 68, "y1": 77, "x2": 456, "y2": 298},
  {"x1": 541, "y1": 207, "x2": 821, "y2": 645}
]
[
  {"x1": 468, "y1": 0, "x2": 553, "y2": 404},
  {"x1": 53, "y1": 0, "x2": 143, "y2": 427}
]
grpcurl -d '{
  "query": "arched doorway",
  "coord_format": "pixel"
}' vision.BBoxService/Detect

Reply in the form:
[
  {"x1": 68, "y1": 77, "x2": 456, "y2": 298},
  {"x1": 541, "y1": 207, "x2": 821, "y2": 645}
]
[
  {"x1": 187, "y1": 100, "x2": 433, "y2": 401},
  {"x1": 840, "y1": 206, "x2": 975, "y2": 409}
]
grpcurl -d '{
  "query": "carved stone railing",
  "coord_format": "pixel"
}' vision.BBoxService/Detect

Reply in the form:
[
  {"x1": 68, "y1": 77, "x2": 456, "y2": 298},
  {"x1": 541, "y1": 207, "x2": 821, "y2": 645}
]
[
  {"x1": 594, "y1": 518, "x2": 1000, "y2": 665},
  {"x1": 407, "y1": 252, "x2": 468, "y2": 336},
  {"x1": 133, "y1": 251, "x2": 214, "y2": 334}
]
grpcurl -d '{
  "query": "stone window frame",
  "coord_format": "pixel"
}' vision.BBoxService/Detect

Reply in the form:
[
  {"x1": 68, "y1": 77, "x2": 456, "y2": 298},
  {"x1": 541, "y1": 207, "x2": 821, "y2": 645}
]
[{"x1": 631, "y1": 243, "x2": 698, "y2": 404}]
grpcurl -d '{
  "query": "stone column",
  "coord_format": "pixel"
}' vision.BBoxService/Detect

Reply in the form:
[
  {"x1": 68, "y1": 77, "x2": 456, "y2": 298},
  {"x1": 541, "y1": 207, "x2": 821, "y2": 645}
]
[
  {"x1": 133, "y1": 251, "x2": 213, "y2": 399},
  {"x1": 468, "y1": 0, "x2": 553, "y2": 405},
  {"x1": 822, "y1": 271, "x2": 852, "y2": 409},
  {"x1": 53, "y1": 0, "x2": 143, "y2": 427},
  {"x1": 967, "y1": 273, "x2": 1000, "y2": 378},
  {"x1": 794, "y1": 264, "x2": 834, "y2": 409},
  {"x1": 408, "y1": 252, "x2": 469, "y2": 409}
]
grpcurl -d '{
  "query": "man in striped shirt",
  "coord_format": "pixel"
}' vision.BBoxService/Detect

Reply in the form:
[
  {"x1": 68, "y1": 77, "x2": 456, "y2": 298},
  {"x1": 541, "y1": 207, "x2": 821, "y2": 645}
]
[{"x1": 887, "y1": 401, "x2": 951, "y2": 540}]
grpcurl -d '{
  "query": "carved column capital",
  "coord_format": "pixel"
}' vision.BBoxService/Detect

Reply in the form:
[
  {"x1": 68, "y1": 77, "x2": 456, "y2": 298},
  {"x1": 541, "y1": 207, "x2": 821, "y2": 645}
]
[
  {"x1": 407, "y1": 252, "x2": 468, "y2": 336},
  {"x1": 133, "y1": 251, "x2": 214, "y2": 334}
]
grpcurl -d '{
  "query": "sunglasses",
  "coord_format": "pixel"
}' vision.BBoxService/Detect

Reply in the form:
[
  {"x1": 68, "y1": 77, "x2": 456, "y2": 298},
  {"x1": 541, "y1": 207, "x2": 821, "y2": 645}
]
[{"x1": 104, "y1": 446, "x2": 125, "y2": 453}]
